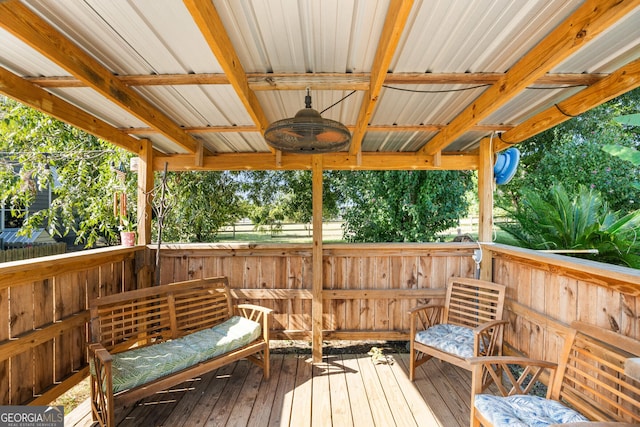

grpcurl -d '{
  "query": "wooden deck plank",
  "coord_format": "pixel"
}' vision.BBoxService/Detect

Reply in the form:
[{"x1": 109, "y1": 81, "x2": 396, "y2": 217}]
[
  {"x1": 341, "y1": 354, "x2": 376, "y2": 427},
  {"x1": 356, "y1": 352, "x2": 399, "y2": 426},
  {"x1": 246, "y1": 354, "x2": 283, "y2": 426},
  {"x1": 390, "y1": 353, "x2": 442, "y2": 426},
  {"x1": 225, "y1": 363, "x2": 264, "y2": 426},
  {"x1": 202, "y1": 359, "x2": 251, "y2": 426},
  {"x1": 266, "y1": 354, "x2": 298, "y2": 427},
  {"x1": 326, "y1": 354, "x2": 354, "y2": 427},
  {"x1": 289, "y1": 355, "x2": 313, "y2": 427},
  {"x1": 311, "y1": 359, "x2": 332, "y2": 427},
  {"x1": 418, "y1": 359, "x2": 469, "y2": 426},
  {"x1": 396, "y1": 355, "x2": 449, "y2": 427},
  {"x1": 372, "y1": 355, "x2": 418, "y2": 427},
  {"x1": 176, "y1": 361, "x2": 236, "y2": 426},
  {"x1": 160, "y1": 373, "x2": 219, "y2": 427},
  {"x1": 66, "y1": 352, "x2": 471, "y2": 427}
]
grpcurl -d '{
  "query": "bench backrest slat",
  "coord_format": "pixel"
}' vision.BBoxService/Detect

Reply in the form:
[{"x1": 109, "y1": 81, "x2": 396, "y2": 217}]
[
  {"x1": 90, "y1": 276, "x2": 232, "y2": 353},
  {"x1": 552, "y1": 321, "x2": 640, "y2": 424}
]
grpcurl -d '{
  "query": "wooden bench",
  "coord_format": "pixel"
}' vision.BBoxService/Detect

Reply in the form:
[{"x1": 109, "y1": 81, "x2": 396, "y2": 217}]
[
  {"x1": 469, "y1": 321, "x2": 640, "y2": 426},
  {"x1": 88, "y1": 276, "x2": 272, "y2": 427}
]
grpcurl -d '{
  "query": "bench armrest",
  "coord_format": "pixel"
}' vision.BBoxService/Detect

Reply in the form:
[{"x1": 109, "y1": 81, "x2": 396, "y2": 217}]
[
  {"x1": 468, "y1": 356, "x2": 558, "y2": 398},
  {"x1": 236, "y1": 303, "x2": 273, "y2": 343},
  {"x1": 88, "y1": 343, "x2": 115, "y2": 427}
]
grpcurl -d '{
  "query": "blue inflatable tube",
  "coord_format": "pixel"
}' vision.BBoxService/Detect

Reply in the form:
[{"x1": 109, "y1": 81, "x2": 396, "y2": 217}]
[{"x1": 494, "y1": 147, "x2": 520, "y2": 185}]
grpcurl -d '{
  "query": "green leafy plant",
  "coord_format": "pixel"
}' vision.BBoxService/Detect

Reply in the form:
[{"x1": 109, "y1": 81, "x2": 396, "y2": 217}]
[{"x1": 499, "y1": 184, "x2": 640, "y2": 268}]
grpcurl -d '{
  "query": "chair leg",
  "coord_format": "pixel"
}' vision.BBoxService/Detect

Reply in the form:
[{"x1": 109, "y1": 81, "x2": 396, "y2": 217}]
[{"x1": 409, "y1": 340, "x2": 415, "y2": 381}]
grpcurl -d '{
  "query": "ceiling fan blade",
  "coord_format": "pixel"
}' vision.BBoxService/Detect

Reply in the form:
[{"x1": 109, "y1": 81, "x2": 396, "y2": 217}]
[{"x1": 316, "y1": 130, "x2": 348, "y2": 143}]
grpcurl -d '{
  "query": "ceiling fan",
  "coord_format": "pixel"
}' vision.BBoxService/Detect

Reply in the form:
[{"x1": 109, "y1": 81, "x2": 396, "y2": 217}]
[{"x1": 264, "y1": 89, "x2": 351, "y2": 153}]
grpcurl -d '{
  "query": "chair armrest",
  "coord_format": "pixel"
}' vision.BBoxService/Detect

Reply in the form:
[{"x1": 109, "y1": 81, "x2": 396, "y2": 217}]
[
  {"x1": 407, "y1": 303, "x2": 444, "y2": 315},
  {"x1": 236, "y1": 304, "x2": 273, "y2": 343},
  {"x1": 408, "y1": 303, "x2": 445, "y2": 336},
  {"x1": 473, "y1": 319, "x2": 509, "y2": 357},
  {"x1": 468, "y1": 356, "x2": 558, "y2": 398}
]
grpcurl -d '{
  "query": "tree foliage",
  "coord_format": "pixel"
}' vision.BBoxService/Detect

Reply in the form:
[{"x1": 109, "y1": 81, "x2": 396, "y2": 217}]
[
  {"x1": 239, "y1": 170, "x2": 341, "y2": 231},
  {"x1": 496, "y1": 88, "x2": 640, "y2": 215},
  {"x1": 0, "y1": 97, "x2": 134, "y2": 247},
  {"x1": 156, "y1": 171, "x2": 245, "y2": 243},
  {"x1": 337, "y1": 170, "x2": 474, "y2": 242},
  {"x1": 499, "y1": 184, "x2": 640, "y2": 268}
]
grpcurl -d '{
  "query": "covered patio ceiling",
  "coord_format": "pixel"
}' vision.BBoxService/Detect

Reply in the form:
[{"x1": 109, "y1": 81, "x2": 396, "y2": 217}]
[{"x1": 1, "y1": 0, "x2": 639, "y2": 172}]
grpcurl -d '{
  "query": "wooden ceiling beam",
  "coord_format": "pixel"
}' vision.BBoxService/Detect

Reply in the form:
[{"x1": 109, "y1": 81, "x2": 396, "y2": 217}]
[
  {"x1": 0, "y1": 67, "x2": 141, "y2": 154},
  {"x1": 419, "y1": 0, "x2": 640, "y2": 157},
  {"x1": 153, "y1": 152, "x2": 477, "y2": 172},
  {"x1": 24, "y1": 72, "x2": 605, "y2": 89},
  {"x1": 0, "y1": 0, "x2": 200, "y2": 154},
  {"x1": 183, "y1": 0, "x2": 270, "y2": 139},
  {"x1": 123, "y1": 123, "x2": 514, "y2": 135},
  {"x1": 349, "y1": 0, "x2": 414, "y2": 156},
  {"x1": 495, "y1": 57, "x2": 640, "y2": 151}
]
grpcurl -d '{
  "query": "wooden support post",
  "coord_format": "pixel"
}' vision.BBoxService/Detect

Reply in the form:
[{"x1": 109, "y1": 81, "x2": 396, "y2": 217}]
[
  {"x1": 477, "y1": 137, "x2": 493, "y2": 281},
  {"x1": 311, "y1": 155, "x2": 323, "y2": 363},
  {"x1": 137, "y1": 139, "x2": 154, "y2": 245}
]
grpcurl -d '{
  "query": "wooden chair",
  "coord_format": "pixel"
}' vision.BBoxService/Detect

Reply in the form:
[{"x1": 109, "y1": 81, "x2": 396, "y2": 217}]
[
  {"x1": 408, "y1": 277, "x2": 507, "y2": 386},
  {"x1": 469, "y1": 321, "x2": 640, "y2": 426}
]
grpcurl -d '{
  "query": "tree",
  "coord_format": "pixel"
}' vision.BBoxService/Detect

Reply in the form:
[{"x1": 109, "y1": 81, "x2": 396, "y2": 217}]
[
  {"x1": 496, "y1": 88, "x2": 640, "y2": 215},
  {"x1": 498, "y1": 184, "x2": 640, "y2": 268},
  {"x1": 239, "y1": 170, "x2": 341, "y2": 232},
  {"x1": 158, "y1": 171, "x2": 245, "y2": 242},
  {"x1": 337, "y1": 170, "x2": 474, "y2": 242},
  {"x1": 0, "y1": 97, "x2": 134, "y2": 247}
]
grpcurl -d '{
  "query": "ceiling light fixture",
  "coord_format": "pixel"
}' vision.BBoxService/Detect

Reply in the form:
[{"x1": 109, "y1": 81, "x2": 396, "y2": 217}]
[{"x1": 264, "y1": 88, "x2": 351, "y2": 153}]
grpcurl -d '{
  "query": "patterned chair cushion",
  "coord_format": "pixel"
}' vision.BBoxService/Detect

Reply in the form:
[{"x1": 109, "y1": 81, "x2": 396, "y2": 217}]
[
  {"x1": 415, "y1": 324, "x2": 480, "y2": 358},
  {"x1": 474, "y1": 394, "x2": 589, "y2": 427},
  {"x1": 110, "y1": 315, "x2": 261, "y2": 393}
]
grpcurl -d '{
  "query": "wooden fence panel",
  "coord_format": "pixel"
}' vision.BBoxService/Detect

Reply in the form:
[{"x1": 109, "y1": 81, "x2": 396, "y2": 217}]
[
  {"x1": 0, "y1": 247, "x2": 145, "y2": 405},
  {"x1": 157, "y1": 243, "x2": 477, "y2": 340},
  {"x1": 0, "y1": 243, "x2": 66, "y2": 263},
  {"x1": 491, "y1": 244, "x2": 640, "y2": 364}
]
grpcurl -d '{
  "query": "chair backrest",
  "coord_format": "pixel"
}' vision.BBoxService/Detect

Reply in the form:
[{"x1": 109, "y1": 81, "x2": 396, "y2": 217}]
[
  {"x1": 443, "y1": 277, "x2": 506, "y2": 328},
  {"x1": 551, "y1": 321, "x2": 640, "y2": 424}
]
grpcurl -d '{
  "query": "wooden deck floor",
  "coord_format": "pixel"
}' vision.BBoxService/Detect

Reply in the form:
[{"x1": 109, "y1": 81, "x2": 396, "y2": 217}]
[{"x1": 66, "y1": 352, "x2": 473, "y2": 427}]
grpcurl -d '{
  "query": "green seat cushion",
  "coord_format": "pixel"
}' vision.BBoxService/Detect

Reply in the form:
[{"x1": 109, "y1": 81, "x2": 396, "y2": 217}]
[{"x1": 111, "y1": 315, "x2": 261, "y2": 393}]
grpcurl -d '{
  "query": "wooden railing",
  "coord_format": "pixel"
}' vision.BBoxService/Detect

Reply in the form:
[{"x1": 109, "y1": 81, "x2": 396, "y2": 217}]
[
  {"x1": 0, "y1": 246, "x2": 151, "y2": 406},
  {"x1": 1, "y1": 241, "x2": 639, "y2": 406}
]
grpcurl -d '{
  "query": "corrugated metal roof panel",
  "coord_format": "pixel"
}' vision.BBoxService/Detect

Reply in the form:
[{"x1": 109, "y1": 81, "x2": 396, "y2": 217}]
[
  {"x1": 0, "y1": 27, "x2": 70, "y2": 76},
  {"x1": 24, "y1": 0, "x2": 223, "y2": 74},
  {"x1": 552, "y1": 6, "x2": 640, "y2": 73},
  {"x1": 482, "y1": 86, "x2": 585, "y2": 126},
  {"x1": 393, "y1": 0, "x2": 582, "y2": 73},
  {"x1": 47, "y1": 87, "x2": 148, "y2": 128},
  {"x1": 133, "y1": 85, "x2": 253, "y2": 128},
  {"x1": 372, "y1": 85, "x2": 488, "y2": 125},
  {"x1": 1, "y1": 0, "x2": 638, "y2": 162},
  {"x1": 256, "y1": 89, "x2": 363, "y2": 124},
  {"x1": 198, "y1": 132, "x2": 268, "y2": 154},
  {"x1": 213, "y1": 0, "x2": 389, "y2": 73}
]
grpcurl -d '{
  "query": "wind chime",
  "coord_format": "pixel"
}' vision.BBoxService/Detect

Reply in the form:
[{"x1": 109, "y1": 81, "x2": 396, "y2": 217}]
[{"x1": 113, "y1": 163, "x2": 135, "y2": 245}]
